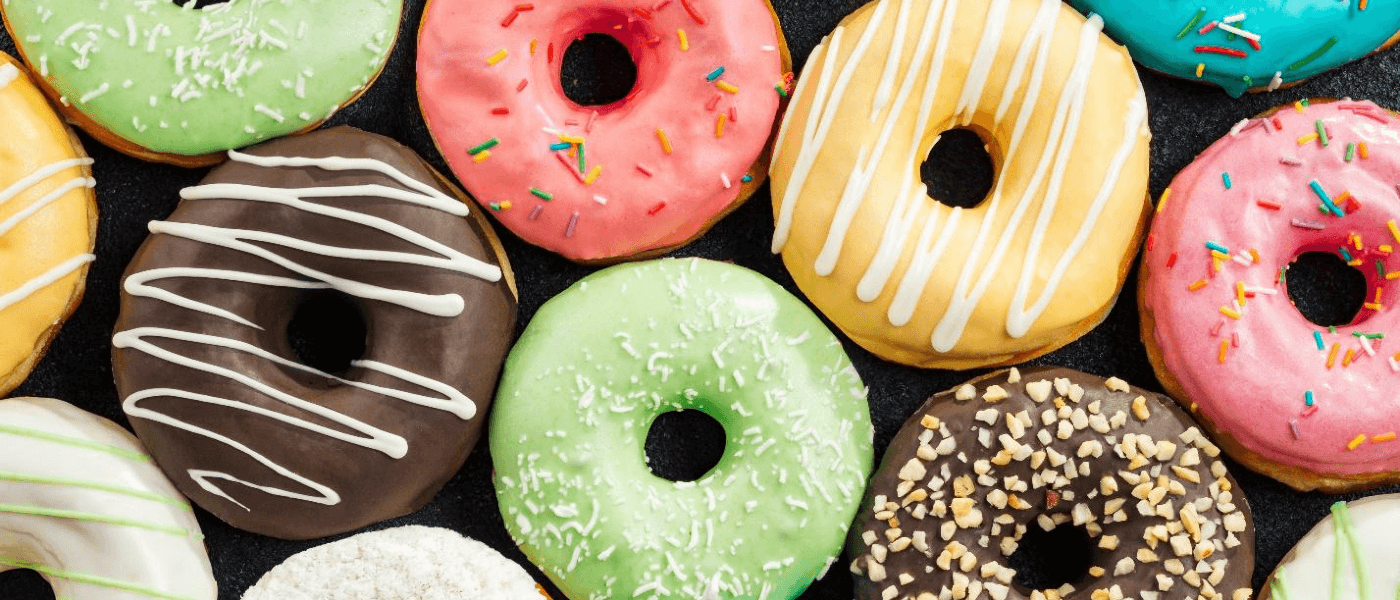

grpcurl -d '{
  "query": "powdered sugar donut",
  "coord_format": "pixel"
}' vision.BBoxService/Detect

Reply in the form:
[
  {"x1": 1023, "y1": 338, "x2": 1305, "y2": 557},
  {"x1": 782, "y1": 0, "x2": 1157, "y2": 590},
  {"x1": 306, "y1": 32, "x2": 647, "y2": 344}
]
[{"x1": 241, "y1": 526, "x2": 544, "y2": 600}]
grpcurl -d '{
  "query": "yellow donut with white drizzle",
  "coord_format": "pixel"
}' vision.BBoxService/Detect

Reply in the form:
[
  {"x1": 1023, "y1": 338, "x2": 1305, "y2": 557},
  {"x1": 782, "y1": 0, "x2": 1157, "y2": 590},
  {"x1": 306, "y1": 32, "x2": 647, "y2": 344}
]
[
  {"x1": 770, "y1": 0, "x2": 1150, "y2": 369},
  {"x1": 0, "y1": 397, "x2": 216, "y2": 600},
  {"x1": 0, "y1": 52, "x2": 97, "y2": 394}
]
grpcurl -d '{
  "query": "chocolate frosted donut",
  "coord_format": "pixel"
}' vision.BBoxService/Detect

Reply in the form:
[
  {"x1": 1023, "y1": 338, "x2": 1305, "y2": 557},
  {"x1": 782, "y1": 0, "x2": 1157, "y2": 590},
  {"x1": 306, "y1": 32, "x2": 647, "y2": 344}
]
[
  {"x1": 848, "y1": 366, "x2": 1255, "y2": 600},
  {"x1": 111, "y1": 127, "x2": 517, "y2": 540}
]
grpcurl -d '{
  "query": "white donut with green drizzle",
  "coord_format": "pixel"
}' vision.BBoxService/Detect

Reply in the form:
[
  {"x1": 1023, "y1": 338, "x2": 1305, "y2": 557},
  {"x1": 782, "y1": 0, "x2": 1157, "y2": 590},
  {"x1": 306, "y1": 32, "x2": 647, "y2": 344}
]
[
  {"x1": 1263, "y1": 495, "x2": 1400, "y2": 600},
  {"x1": 0, "y1": 397, "x2": 216, "y2": 600}
]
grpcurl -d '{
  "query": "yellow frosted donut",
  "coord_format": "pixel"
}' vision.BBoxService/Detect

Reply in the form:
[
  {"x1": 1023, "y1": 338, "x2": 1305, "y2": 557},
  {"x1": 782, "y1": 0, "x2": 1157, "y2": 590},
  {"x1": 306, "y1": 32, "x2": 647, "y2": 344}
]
[
  {"x1": 0, "y1": 52, "x2": 97, "y2": 394},
  {"x1": 770, "y1": 0, "x2": 1151, "y2": 369}
]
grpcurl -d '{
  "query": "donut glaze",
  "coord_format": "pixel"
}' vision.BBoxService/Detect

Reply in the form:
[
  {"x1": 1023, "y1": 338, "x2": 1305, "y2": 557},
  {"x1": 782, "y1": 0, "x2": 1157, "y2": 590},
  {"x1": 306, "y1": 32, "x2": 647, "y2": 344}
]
[
  {"x1": 770, "y1": 0, "x2": 1151, "y2": 370},
  {"x1": 848, "y1": 367, "x2": 1255, "y2": 600},
  {"x1": 112, "y1": 127, "x2": 517, "y2": 539},
  {"x1": 242, "y1": 526, "x2": 545, "y2": 600},
  {"x1": 2, "y1": 0, "x2": 399, "y2": 164},
  {"x1": 0, "y1": 53, "x2": 96, "y2": 396},
  {"x1": 1261, "y1": 495, "x2": 1400, "y2": 600},
  {"x1": 491, "y1": 258, "x2": 874, "y2": 600},
  {"x1": 0, "y1": 397, "x2": 216, "y2": 600},
  {"x1": 418, "y1": 0, "x2": 789, "y2": 263},
  {"x1": 1066, "y1": 2, "x2": 1400, "y2": 97},
  {"x1": 1141, "y1": 100, "x2": 1400, "y2": 492}
]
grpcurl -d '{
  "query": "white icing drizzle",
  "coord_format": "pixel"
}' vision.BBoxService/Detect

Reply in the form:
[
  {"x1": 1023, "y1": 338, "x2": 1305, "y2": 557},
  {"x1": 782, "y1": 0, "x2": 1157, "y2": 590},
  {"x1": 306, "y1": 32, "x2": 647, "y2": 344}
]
[
  {"x1": 0, "y1": 157, "x2": 96, "y2": 312},
  {"x1": 112, "y1": 151, "x2": 499, "y2": 511},
  {"x1": 771, "y1": 1, "x2": 1147, "y2": 352},
  {"x1": 0, "y1": 63, "x2": 18, "y2": 89}
]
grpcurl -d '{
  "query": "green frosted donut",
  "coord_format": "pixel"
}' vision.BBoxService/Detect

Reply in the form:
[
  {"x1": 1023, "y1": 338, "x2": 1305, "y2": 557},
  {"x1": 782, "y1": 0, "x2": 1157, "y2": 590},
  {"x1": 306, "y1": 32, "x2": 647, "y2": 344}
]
[
  {"x1": 491, "y1": 258, "x2": 874, "y2": 600},
  {"x1": 1, "y1": 0, "x2": 399, "y2": 159}
]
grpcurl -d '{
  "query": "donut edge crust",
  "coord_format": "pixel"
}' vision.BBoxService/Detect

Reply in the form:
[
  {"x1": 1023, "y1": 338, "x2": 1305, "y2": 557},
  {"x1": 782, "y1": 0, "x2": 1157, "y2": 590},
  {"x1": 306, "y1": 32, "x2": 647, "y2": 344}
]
[
  {"x1": 0, "y1": 52, "x2": 99, "y2": 396},
  {"x1": 0, "y1": 6, "x2": 400, "y2": 168},
  {"x1": 1136, "y1": 99, "x2": 1400, "y2": 493},
  {"x1": 413, "y1": 0, "x2": 794, "y2": 266}
]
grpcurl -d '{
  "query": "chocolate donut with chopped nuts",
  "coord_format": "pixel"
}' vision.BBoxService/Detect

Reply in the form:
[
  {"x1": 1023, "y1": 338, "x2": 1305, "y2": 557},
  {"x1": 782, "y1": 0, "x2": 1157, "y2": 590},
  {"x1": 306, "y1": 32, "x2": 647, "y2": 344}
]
[{"x1": 848, "y1": 366, "x2": 1256, "y2": 600}]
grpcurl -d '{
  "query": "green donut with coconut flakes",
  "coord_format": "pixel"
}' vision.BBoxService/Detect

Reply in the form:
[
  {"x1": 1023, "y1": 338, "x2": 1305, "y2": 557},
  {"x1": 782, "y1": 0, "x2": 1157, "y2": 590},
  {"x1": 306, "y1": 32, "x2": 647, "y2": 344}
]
[
  {"x1": 1, "y1": 0, "x2": 399, "y2": 159},
  {"x1": 491, "y1": 258, "x2": 874, "y2": 600}
]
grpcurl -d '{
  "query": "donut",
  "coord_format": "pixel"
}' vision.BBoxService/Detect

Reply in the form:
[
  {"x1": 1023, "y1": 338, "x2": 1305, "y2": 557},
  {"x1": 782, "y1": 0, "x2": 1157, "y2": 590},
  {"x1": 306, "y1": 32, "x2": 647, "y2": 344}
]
[
  {"x1": 1261, "y1": 495, "x2": 1400, "y2": 600},
  {"x1": 1, "y1": 0, "x2": 400, "y2": 166},
  {"x1": 1065, "y1": 2, "x2": 1400, "y2": 97},
  {"x1": 491, "y1": 258, "x2": 874, "y2": 600},
  {"x1": 0, "y1": 397, "x2": 216, "y2": 600},
  {"x1": 0, "y1": 53, "x2": 97, "y2": 396},
  {"x1": 848, "y1": 366, "x2": 1256, "y2": 600},
  {"x1": 111, "y1": 126, "x2": 518, "y2": 540},
  {"x1": 1140, "y1": 99, "x2": 1400, "y2": 492},
  {"x1": 241, "y1": 526, "x2": 546, "y2": 600},
  {"x1": 769, "y1": 0, "x2": 1151, "y2": 370},
  {"x1": 417, "y1": 0, "x2": 792, "y2": 263}
]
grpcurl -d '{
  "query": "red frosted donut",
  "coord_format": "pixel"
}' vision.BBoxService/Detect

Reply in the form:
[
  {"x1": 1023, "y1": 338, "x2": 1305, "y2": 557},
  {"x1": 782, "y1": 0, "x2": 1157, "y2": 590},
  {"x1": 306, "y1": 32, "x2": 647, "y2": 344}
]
[
  {"x1": 1141, "y1": 99, "x2": 1400, "y2": 492},
  {"x1": 417, "y1": 0, "x2": 791, "y2": 263}
]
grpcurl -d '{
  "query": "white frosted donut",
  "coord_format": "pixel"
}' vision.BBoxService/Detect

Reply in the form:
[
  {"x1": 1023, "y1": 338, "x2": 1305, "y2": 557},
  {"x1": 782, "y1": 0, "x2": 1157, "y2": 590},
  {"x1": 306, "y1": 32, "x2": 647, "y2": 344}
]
[
  {"x1": 241, "y1": 526, "x2": 544, "y2": 600},
  {"x1": 0, "y1": 397, "x2": 215, "y2": 600},
  {"x1": 1263, "y1": 494, "x2": 1400, "y2": 600}
]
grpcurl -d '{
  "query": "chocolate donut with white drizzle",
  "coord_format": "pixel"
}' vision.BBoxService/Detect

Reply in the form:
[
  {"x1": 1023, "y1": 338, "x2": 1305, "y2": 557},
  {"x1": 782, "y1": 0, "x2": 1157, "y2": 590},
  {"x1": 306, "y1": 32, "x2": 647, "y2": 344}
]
[
  {"x1": 111, "y1": 127, "x2": 517, "y2": 540},
  {"x1": 848, "y1": 366, "x2": 1255, "y2": 600}
]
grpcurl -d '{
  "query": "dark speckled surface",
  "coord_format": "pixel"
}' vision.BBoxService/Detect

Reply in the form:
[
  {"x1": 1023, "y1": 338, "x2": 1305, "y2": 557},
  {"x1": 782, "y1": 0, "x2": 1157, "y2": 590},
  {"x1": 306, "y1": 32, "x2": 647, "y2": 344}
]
[{"x1": 2, "y1": 1, "x2": 1399, "y2": 598}]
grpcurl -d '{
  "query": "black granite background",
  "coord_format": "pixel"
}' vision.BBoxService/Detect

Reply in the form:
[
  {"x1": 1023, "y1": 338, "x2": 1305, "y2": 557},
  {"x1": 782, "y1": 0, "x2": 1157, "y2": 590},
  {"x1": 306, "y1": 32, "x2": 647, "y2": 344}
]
[{"x1": 3, "y1": 1, "x2": 1400, "y2": 599}]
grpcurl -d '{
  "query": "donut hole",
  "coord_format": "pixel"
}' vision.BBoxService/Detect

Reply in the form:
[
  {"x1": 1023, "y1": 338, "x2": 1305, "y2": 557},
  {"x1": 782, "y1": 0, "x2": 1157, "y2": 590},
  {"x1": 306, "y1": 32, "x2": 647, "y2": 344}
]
[
  {"x1": 1285, "y1": 251, "x2": 1368, "y2": 327},
  {"x1": 561, "y1": 34, "x2": 638, "y2": 107},
  {"x1": 0, "y1": 569, "x2": 54, "y2": 600},
  {"x1": 643, "y1": 409, "x2": 726, "y2": 482},
  {"x1": 921, "y1": 128, "x2": 996, "y2": 210},
  {"x1": 286, "y1": 289, "x2": 368, "y2": 376},
  {"x1": 1008, "y1": 523, "x2": 1094, "y2": 592}
]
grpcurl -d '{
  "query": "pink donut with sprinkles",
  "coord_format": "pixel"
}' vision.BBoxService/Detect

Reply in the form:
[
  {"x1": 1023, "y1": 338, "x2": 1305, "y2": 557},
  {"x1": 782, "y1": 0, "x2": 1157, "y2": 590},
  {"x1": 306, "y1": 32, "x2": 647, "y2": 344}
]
[
  {"x1": 1140, "y1": 98, "x2": 1400, "y2": 493},
  {"x1": 417, "y1": 0, "x2": 791, "y2": 263}
]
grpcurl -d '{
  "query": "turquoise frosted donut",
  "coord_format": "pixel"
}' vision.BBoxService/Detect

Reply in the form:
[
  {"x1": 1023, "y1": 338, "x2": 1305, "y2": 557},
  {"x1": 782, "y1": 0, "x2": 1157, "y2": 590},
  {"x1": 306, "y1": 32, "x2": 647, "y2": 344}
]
[
  {"x1": 1066, "y1": 1, "x2": 1400, "y2": 97},
  {"x1": 491, "y1": 258, "x2": 874, "y2": 600}
]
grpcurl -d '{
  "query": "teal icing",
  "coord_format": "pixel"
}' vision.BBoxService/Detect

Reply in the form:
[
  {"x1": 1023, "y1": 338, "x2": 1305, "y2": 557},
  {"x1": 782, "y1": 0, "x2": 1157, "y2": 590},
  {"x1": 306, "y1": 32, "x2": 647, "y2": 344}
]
[{"x1": 1065, "y1": 2, "x2": 1400, "y2": 96}]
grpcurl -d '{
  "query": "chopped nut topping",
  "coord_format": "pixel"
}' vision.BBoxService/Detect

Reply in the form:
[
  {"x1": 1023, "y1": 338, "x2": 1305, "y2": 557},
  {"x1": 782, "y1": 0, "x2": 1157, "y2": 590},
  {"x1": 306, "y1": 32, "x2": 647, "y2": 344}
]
[
  {"x1": 955, "y1": 384, "x2": 977, "y2": 402},
  {"x1": 1105, "y1": 377, "x2": 1129, "y2": 392}
]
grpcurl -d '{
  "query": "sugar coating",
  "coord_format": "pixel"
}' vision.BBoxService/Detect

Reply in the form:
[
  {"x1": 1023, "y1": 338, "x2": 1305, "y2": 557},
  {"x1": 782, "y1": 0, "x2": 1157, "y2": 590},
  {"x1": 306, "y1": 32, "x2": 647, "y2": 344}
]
[{"x1": 241, "y1": 526, "x2": 542, "y2": 600}]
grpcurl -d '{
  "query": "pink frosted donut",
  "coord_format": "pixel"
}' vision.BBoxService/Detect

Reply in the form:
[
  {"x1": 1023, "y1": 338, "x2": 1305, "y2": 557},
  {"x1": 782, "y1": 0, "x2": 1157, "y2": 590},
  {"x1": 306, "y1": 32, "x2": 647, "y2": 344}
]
[
  {"x1": 417, "y1": 0, "x2": 791, "y2": 263},
  {"x1": 1140, "y1": 99, "x2": 1400, "y2": 492}
]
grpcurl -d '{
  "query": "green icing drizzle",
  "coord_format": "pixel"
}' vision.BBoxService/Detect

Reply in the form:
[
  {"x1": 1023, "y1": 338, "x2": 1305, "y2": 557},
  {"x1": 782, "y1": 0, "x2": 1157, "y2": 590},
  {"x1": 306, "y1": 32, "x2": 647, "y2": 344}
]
[
  {"x1": 1273, "y1": 567, "x2": 1292, "y2": 600},
  {"x1": 0, "y1": 503, "x2": 199, "y2": 539},
  {"x1": 0, "y1": 560, "x2": 197, "y2": 600},
  {"x1": 1332, "y1": 502, "x2": 1371, "y2": 600},
  {"x1": 0, "y1": 471, "x2": 189, "y2": 509},
  {"x1": 0, "y1": 424, "x2": 150, "y2": 462}
]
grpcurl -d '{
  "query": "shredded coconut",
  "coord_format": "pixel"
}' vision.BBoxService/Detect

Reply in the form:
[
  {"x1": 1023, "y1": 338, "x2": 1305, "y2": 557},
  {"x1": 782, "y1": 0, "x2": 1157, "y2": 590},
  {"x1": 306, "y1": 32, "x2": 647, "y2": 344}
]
[{"x1": 241, "y1": 526, "x2": 543, "y2": 600}]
